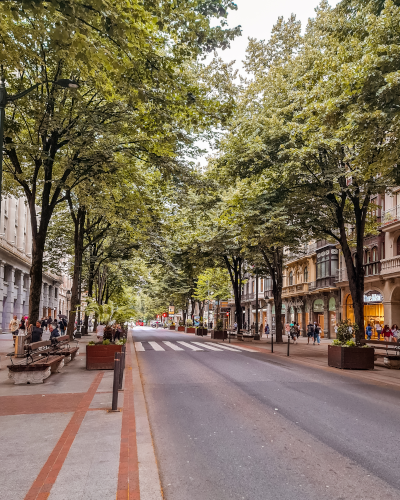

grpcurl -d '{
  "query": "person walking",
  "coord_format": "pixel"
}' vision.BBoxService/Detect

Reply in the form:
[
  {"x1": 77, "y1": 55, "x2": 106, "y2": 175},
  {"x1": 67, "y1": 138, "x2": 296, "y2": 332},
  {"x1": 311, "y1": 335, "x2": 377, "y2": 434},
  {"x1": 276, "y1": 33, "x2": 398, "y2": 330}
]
[
  {"x1": 114, "y1": 324, "x2": 122, "y2": 341},
  {"x1": 307, "y1": 322, "x2": 314, "y2": 344},
  {"x1": 365, "y1": 324, "x2": 373, "y2": 341},
  {"x1": 391, "y1": 324, "x2": 399, "y2": 341},
  {"x1": 375, "y1": 321, "x2": 382, "y2": 341},
  {"x1": 9, "y1": 315, "x2": 19, "y2": 334},
  {"x1": 264, "y1": 324, "x2": 270, "y2": 339},
  {"x1": 383, "y1": 325, "x2": 392, "y2": 342},
  {"x1": 293, "y1": 322, "x2": 300, "y2": 344},
  {"x1": 58, "y1": 317, "x2": 65, "y2": 336},
  {"x1": 313, "y1": 322, "x2": 321, "y2": 345}
]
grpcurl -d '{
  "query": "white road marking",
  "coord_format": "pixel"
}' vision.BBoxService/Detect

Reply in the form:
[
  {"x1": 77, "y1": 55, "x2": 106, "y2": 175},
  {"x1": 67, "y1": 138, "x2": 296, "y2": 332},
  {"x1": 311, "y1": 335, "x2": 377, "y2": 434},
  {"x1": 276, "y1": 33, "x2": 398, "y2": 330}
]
[
  {"x1": 192, "y1": 342, "x2": 223, "y2": 351},
  {"x1": 135, "y1": 342, "x2": 145, "y2": 351},
  {"x1": 148, "y1": 341, "x2": 165, "y2": 351},
  {"x1": 163, "y1": 341, "x2": 184, "y2": 351},
  {"x1": 206, "y1": 342, "x2": 242, "y2": 352},
  {"x1": 225, "y1": 344, "x2": 256, "y2": 352},
  {"x1": 177, "y1": 341, "x2": 204, "y2": 351}
]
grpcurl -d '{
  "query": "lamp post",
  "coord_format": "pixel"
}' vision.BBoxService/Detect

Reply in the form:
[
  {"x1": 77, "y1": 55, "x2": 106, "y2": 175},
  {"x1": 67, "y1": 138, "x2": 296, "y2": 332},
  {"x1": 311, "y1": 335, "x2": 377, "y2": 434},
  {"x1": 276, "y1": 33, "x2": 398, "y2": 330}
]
[
  {"x1": 254, "y1": 271, "x2": 260, "y2": 340},
  {"x1": 0, "y1": 72, "x2": 78, "y2": 219}
]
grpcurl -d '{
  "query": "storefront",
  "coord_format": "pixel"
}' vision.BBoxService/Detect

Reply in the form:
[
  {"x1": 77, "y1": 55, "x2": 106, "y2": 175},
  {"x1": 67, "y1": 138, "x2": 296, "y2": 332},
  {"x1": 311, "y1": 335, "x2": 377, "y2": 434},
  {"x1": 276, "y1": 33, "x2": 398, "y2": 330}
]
[
  {"x1": 346, "y1": 291, "x2": 384, "y2": 336},
  {"x1": 313, "y1": 298, "x2": 325, "y2": 336}
]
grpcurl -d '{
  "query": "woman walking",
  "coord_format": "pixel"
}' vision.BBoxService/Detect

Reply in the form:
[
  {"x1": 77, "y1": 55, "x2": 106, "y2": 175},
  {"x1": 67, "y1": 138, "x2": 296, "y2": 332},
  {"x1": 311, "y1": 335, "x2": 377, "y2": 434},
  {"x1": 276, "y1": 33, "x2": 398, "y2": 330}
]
[{"x1": 313, "y1": 322, "x2": 321, "y2": 345}]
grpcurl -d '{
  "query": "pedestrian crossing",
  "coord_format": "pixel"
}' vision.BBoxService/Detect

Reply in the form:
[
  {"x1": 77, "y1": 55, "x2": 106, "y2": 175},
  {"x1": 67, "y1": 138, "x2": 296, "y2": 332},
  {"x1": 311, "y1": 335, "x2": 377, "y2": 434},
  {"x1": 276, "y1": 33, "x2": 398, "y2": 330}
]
[{"x1": 134, "y1": 341, "x2": 254, "y2": 353}]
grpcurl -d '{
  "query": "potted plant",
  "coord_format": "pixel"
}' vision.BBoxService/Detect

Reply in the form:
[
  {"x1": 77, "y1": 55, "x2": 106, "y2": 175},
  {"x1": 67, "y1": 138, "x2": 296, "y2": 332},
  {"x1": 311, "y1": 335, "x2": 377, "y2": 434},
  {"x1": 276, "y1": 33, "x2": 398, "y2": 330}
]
[
  {"x1": 177, "y1": 320, "x2": 185, "y2": 332},
  {"x1": 196, "y1": 320, "x2": 208, "y2": 336},
  {"x1": 169, "y1": 322, "x2": 176, "y2": 331},
  {"x1": 84, "y1": 299, "x2": 134, "y2": 370},
  {"x1": 185, "y1": 319, "x2": 196, "y2": 334},
  {"x1": 328, "y1": 320, "x2": 374, "y2": 370},
  {"x1": 211, "y1": 319, "x2": 227, "y2": 340}
]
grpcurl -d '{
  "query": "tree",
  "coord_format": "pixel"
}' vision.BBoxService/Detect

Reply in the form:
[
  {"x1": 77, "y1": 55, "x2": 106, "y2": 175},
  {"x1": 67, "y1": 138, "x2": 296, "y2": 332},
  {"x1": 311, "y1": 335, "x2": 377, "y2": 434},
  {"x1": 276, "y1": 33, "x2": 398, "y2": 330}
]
[{"x1": 193, "y1": 267, "x2": 231, "y2": 324}]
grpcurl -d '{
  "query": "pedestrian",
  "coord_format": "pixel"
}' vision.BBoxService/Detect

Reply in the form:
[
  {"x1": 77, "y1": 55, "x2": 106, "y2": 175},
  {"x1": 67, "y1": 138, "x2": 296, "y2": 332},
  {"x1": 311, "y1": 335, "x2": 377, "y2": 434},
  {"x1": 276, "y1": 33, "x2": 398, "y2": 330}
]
[
  {"x1": 58, "y1": 317, "x2": 65, "y2": 335},
  {"x1": 9, "y1": 314, "x2": 19, "y2": 334},
  {"x1": 233, "y1": 321, "x2": 237, "y2": 331},
  {"x1": 375, "y1": 321, "x2": 382, "y2": 341},
  {"x1": 25, "y1": 320, "x2": 33, "y2": 343},
  {"x1": 313, "y1": 322, "x2": 321, "y2": 345},
  {"x1": 391, "y1": 324, "x2": 399, "y2": 341},
  {"x1": 383, "y1": 324, "x2": 392, "y2": 342},
  {"x1": 96, "y1": 323, "x2": 105, "y2": 340},
  {"x1": 31, "y1": 321, "x2": 43, "y2": 342},
  {"x1": 243, "y1": 321, "x2": 247, "y2": 330},
  {"x1": 41, "y1": 317, "x2": 47, "y2": 331},
  {"x1": 307, "y1": 322, "x2": 314, "y2": 344},
  {"x1": 114, "y1": 324, "x2": 122, "y2": 341},
  {"x1": 19, "y1": 317, "x2": 26, "y2": 332},
  {"x1": 365, "y1": 324, "x2": 373, "y2": 341},
  {"x1": 49, "y1": 324, "x2": 60, "y2": 344},
  {"x1": 265, "y1": 323, "x2": 270, "y2": 339},
  {"x1": 293, "y1": 322, "x2": 300, "y2": 344}
]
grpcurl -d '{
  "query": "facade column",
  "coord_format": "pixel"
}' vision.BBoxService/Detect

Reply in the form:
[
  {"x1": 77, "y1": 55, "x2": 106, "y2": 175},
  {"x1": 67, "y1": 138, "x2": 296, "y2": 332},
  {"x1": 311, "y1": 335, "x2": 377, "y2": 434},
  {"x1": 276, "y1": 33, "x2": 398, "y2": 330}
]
[
  {"x1": 15, "y1": 270, "x2": 24, "y2": 318},
  {"x1": 0, "y1": 261, "x2": 4, "y2": 332},
  {"x1": 267, "y1": 302, "x2": 272, "y2": 332},
  {"x1": 23, "y1": 274, "x2": 30, "y2": 317},
  {"x1": 4, "y1": 266, "x2": 15, "y2": 329},
  {"x1": 323, "y1": 294, "x2": 330, "y2": 339},
  {"x1": 301, "y1": 303, "x2": 307, "y2": 336},
  {"x1": 7, "y1": 199, "x2": 16, "y2": 245},
  {"x1": 16, "y1": 199, "x2": 25, "y2": 251}
]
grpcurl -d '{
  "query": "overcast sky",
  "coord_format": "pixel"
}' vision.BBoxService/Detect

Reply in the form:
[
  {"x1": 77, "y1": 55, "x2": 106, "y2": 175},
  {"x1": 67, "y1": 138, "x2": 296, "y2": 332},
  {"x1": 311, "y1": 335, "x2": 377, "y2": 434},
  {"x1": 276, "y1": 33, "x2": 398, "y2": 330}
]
[{"x1": 214, "y1": 0, "x2": 341, "y2": 71}]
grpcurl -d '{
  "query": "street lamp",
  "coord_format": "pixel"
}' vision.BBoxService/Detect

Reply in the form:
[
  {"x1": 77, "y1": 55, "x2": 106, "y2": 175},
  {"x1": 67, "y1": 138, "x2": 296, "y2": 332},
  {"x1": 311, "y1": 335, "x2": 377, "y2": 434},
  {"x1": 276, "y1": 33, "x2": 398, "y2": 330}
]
[{"x1": 0, "y1": 73, "x2": 79, "y2": 219}]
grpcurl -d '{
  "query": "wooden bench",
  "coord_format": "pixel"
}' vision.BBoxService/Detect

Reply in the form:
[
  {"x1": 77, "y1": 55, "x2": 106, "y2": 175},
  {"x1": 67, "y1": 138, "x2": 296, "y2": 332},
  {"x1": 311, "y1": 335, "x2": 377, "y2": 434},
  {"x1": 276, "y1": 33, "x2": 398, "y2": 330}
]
[
  {"x1": 360, "y1": 339, "x2": 400, "y2": 369},
  {"x1": 51, "y1": 335, "x2": 79, "y2": 363},
  {"x1": 7, "y1": 340, "x2": 65, "y2": 384}
]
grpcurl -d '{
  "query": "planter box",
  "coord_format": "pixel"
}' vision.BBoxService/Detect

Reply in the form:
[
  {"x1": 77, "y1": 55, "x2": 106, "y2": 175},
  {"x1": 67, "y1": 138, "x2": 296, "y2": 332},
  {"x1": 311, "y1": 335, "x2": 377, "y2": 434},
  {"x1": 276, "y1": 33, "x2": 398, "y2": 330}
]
[
  {"x1": 211, "y1": 330, "x2": 227, "y2": 340},
  {"x1": 185, "y1": 327, "x2": 196, "y2": 334},
  {"x1": 384, "y1": 355, "x2": 400, "y2": 369},
  {"x1": 86, "y1": 344, "x2": 122, "y2": 370},
  {"x1": 177, "y1": 326, "x2": 185, "y2": 332},
  {"x1": 196, "y1": 328, "x2": 208, "y2": 336},
  {"x1": 169, "y1": 326, "x2": 176, "y2": 331},
  {"x1": 328, "y1": 345, "x2": 374, "y2": 370}
]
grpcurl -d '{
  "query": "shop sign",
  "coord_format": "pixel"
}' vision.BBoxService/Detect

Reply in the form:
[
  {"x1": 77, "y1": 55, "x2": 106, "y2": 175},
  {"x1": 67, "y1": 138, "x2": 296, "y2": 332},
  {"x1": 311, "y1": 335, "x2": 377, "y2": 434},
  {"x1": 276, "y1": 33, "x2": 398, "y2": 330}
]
[
  {"x1": 220, "y1": 301, "x2": 228, "y2": 308},
  {"x1": 364, "y1": 291, "x2": 383, "y2": 304},
  {"x1": 329, "y1": 297, "x2": 336, "y2": 312},
  {"x1": 313, "y1": 299, "x2": 324, "y2": 313},
  {"x1": 168, "y1": 305, "x2": 175, "y2": 315}
]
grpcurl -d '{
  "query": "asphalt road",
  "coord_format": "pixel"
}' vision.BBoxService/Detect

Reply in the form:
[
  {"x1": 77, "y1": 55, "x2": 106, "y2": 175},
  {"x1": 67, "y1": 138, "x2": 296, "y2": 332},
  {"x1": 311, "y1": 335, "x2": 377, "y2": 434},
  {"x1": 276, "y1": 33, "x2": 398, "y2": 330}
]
[{"x1": 133, "y1": 327, "x2": 400, "y2": 500}]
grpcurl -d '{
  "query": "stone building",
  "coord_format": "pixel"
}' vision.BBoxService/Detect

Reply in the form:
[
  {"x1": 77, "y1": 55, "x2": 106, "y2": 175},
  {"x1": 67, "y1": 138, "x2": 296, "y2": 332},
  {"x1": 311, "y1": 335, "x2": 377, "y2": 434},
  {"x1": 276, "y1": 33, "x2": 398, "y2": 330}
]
[{"x1": 0, "y1": 196, "x2": 72, "y2": 332}]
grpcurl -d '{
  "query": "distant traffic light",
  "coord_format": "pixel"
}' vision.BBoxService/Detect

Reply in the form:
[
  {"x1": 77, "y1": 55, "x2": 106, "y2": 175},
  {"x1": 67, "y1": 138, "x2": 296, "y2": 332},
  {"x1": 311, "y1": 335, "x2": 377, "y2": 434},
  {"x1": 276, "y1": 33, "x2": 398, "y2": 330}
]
[{"x1": 162, "y1": 313, "x2": 167, "y2": 317}]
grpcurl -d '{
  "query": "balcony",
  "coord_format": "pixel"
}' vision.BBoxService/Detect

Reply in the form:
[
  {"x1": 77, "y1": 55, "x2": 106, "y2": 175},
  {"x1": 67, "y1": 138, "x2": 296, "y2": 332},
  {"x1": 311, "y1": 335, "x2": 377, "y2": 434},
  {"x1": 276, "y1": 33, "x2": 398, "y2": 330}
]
[
  {"x1": 381, "y1": 256, "x2": 400, "y2": 276},
  {"x1": 381, "y1": 205, "x2": 400, "y2": 231},
  {"x1": 286, "y1": 243, "x2": 317, "y2": 263},
  {"x1": 309, "y1": 276, "x2": 337, "y2": 291}
]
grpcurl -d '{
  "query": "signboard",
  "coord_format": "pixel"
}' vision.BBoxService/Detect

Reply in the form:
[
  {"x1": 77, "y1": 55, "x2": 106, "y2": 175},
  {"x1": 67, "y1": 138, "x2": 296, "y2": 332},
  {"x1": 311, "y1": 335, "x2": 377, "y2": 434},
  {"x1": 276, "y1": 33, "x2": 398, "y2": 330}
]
[
  {"x1": 364, "y1": 291, "x2": 383, "y2": 304},
  {"x1": 220, "y1": 301, "x2": 228, "y2": 308},
  {"x1": 168, "y1": 305, "x2": 175, "y2": 315},
  {"x1": 313, "y1": 299, "x2": 324, "y2": 313}
]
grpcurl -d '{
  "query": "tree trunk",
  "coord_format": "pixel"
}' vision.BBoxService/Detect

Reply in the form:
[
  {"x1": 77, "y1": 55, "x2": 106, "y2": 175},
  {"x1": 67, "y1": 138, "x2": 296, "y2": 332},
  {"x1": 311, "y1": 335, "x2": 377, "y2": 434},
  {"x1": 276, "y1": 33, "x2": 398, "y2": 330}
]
[
  {"x1": 224, "y1": 255, "x2": 242, "y2": 333},
  {"x1": 67, "y1": 206, "x2": 85, "y2": 339},
  {"x1": 29, "y1": 231, "x2": 47, "y2": 325}
]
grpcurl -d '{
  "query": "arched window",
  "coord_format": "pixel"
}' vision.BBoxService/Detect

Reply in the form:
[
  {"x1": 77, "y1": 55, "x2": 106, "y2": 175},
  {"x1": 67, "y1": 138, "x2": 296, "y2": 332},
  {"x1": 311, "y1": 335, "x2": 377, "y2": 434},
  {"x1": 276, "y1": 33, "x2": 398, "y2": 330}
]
[
  {"x1": 304, "y1": 266, "x2": 309, "y2": 283},
  {"x1": 372, "y1": 247, "x2": 378, "y2": 275},
  {"x1": 289, "y1": 271, "x2": 293, "y2": 286},
  {"x1": 365, "y1": 250, "x2": 370, "y2": 276}
]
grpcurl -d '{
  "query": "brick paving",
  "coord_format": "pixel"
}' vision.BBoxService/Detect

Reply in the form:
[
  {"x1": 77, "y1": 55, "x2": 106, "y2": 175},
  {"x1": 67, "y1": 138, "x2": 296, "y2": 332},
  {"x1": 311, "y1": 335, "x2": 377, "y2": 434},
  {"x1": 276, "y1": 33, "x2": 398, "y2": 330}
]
[{"x1": 0, "y1": 331, "x2": 140, "y2": 500}]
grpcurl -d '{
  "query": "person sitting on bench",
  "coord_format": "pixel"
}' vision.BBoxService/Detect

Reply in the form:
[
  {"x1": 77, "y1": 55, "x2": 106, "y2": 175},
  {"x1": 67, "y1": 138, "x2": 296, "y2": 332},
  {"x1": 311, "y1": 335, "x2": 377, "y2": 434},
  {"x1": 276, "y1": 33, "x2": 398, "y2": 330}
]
[{"x1": 49, "y1": 325, "x2": 60, "y2": 344}]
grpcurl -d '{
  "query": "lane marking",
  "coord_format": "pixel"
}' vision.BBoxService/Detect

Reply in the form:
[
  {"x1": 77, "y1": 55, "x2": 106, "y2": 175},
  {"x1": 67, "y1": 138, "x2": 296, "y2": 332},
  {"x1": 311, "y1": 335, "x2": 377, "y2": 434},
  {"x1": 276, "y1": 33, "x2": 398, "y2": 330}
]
[
  {"x1": 177, "y1": 341, "x2": 204, "y2": 351},
  {"x1": 117, "y1": 334, "x2": 140, "y2": 500},
  {"x1": 228, "y1": 344, "x2": 256, "y2": 352},
  {"x1": 24, "y1": 373, "x2": 104, "y2": 500},
  {"x1": 162, "y1": 341, "x2": 184, "y2": 351},
  {"x1": 148, "y1": 341, "x2": 165, "y2": 351},
  {"x1": 206, "y1": 342, "x2": 242, "y2": 352},
  {"x1": 135, "y1": 342, "x2": 145, "y2": 352},
  {"x1": 192, "y1": 342, "x2": 223, "y2": 351}
]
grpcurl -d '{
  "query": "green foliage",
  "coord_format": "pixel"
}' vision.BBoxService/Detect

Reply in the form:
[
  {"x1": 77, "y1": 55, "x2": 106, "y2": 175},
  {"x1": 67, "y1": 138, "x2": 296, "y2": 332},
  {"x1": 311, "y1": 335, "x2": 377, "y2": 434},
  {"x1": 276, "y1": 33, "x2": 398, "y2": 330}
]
[
  {"x1": 193, "y1": 268, "x2": 231, "y2": 302},
  {"x1": 102, "y1": 339, "x2": 111, "y2": 345},
  {"x1": 186, "y1": 319, "x2": 193, "y2": 327},
  {"x1": 335, "y1": 320, "x2": 359, "y2": 345},
  {"x1": 216, "y1": 319, "x2": 224, "y2": 331}
]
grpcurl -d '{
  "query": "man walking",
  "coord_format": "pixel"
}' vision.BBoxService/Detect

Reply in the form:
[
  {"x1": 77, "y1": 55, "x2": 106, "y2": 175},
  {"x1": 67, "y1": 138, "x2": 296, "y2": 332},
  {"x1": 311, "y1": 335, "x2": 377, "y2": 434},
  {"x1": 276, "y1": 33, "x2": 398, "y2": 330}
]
[
  {"x1": 9, "y1": 315, "x2": 19, "y2": 334},
  {"x1": 307, "y1": 322, "x2": 314, "y2": 344},
  {"x1": 313, "y1": 322, "x2": 321, "y2": 345}
]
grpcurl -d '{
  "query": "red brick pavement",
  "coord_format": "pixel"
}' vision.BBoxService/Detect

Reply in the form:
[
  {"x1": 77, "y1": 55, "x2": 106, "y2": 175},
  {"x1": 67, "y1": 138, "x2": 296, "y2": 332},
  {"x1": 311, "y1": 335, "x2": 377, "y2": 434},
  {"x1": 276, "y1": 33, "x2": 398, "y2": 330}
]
[
  {"x1": 23, "y1": 372, "x2": 104, "y2": 500},
  {"x1": 0, "y1": 393, "x2": 84, "y2": 416}
]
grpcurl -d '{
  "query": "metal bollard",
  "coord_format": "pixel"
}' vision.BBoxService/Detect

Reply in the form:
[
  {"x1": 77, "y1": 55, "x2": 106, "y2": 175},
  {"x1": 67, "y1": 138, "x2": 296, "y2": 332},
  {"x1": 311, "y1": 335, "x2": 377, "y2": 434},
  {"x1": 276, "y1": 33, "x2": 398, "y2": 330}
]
[
  {"x1": 118, "y1": 351, "x2": 125, "y2": 390},
  {"x1": 112, "y1": 356, "x2": 120, "y2": 411},
  {"x1": 287, "y1": 333, "x2": 290, "y2": 356},
  {"x1": 271, "y1": 332, "x2": 273, "y2": 353}
]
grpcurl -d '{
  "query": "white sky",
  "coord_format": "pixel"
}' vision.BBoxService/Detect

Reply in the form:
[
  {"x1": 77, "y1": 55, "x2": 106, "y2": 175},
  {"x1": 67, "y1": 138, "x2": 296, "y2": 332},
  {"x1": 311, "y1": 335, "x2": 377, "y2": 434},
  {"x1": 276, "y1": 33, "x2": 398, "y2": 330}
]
[{"x1": 195, "y1": 0, "x2": 340, "y2": 167}]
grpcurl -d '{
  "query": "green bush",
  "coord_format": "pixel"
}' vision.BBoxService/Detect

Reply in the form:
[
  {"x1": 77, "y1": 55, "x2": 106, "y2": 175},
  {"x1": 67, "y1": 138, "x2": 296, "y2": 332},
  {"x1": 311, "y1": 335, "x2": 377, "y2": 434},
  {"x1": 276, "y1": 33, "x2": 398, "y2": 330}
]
[
  {"x1": 102, "y1": 339, "x2": 111, "y2": 345},
  {"x1": 88, "y1": 341, "x2": 95, "y2": 346},
  {"x1": 334, "y1": 320, "x2": 358, "y2": 346},
  {"x1": 186, "y1": 319, "x2": 193, "y2": 327},
  {"x1": 216, "y1": 319, "x2": 223, "y2": 331}
]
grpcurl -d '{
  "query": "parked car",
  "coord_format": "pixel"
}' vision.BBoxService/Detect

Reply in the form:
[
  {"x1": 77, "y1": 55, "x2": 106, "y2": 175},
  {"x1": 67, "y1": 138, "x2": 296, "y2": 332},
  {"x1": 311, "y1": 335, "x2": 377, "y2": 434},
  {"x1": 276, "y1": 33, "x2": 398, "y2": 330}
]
[{"x1": 151, "y1": 321, "x2": 163, "y2": 328}]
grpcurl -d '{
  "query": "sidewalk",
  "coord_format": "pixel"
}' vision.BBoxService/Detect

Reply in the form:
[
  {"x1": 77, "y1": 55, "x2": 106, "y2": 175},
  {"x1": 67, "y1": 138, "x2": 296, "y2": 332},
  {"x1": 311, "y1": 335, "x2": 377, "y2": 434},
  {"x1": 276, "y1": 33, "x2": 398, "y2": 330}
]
[
  {"x1": 207, "y1": 334, "x2": 400, "y2": 390},
  {"x1": 0, "y1": 331, "x2": 162, "y2": 500}
]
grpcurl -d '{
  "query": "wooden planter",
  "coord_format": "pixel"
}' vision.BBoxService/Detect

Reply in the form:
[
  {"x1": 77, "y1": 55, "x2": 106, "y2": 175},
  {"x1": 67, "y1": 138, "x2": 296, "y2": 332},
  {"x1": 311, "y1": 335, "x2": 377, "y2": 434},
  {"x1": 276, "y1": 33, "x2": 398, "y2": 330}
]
[
  {"x1": 328, "y1": 345, "x2": 374, "y2": 370},
  {"x1": 185, "y1": 327, "x2": 196, "y2": 333},
  {"x1": 169, "y1": 325, "x2": 176, "y2": 331},
  {"x1": 196, "y1": 328, "x2": 208, "y2": 336},
  {"x1": 211, "y1": 330, "x2": 227, "y2": 340},
  {"x1": 177, "y1": 326, "x2": 185, "y2": 332},
  {"x1": 86, "y1": 344, "x2": 122, "y2": 370}
]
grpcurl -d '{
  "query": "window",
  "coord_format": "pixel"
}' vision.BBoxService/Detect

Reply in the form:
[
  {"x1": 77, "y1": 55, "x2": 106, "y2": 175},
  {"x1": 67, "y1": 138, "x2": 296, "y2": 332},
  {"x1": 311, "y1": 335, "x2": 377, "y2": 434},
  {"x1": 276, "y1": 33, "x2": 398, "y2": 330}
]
[
  {"x1": 372, "y1": 247, "x2": 378, "y2": 275},
  {"x1": 317, "y1": 251, "x2": 330, "y2": 279},
  {"x1": 397, "y1": 236, "x2": 400, "y2": 257},
  {"x1": 381, "y1": 242, "x2": 385, "y2": 259},
  {"x1": 260, "y1": 279, "x2": 264, "y2": 292},
  {"x1": 252, "y1": 281, "x2": 254, "y2": 293},
  {"x1": 304, "y1": 266, "x2": 309, "y2": 282},
  {"x1": 289, "y1": 271, "x2": 293, "y2": 285}
]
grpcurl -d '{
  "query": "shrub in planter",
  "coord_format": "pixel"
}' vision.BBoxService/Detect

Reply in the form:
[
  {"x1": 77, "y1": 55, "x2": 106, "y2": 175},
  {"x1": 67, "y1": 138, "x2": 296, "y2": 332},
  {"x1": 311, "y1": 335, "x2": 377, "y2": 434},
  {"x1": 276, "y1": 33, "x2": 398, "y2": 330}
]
[{"x1": 328, "y1": 321, "x2": 374, "y2": 370}]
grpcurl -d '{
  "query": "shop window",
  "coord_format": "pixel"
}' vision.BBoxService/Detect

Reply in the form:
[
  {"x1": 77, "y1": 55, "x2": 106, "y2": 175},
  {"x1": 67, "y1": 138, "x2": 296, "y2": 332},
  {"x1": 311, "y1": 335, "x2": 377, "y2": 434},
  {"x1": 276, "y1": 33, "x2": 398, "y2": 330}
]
[
  {"x1": 289, "y1": 271, "x2": 293, "y2": 285},
  {"x1": 304, "y1": 266, "x2": 309, "y2": 283}
]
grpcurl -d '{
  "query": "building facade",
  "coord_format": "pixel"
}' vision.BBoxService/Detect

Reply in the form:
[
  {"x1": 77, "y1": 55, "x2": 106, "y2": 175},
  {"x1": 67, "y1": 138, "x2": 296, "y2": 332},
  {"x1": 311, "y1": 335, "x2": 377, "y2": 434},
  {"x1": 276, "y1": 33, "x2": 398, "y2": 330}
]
[{"x1": 0, "y1": 196, "x2": 72, "y2": 332}]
